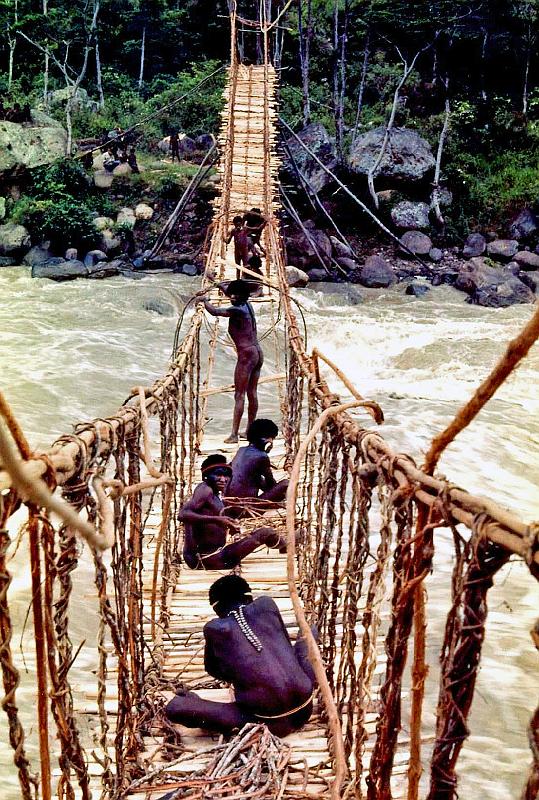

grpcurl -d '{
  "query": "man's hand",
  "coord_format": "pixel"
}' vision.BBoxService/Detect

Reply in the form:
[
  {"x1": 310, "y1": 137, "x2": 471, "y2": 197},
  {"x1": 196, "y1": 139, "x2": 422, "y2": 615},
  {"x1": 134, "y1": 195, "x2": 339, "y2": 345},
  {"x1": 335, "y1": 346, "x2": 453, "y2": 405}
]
[{"x1": 220, "y1": 516, "x2": 242, "y2": 534}]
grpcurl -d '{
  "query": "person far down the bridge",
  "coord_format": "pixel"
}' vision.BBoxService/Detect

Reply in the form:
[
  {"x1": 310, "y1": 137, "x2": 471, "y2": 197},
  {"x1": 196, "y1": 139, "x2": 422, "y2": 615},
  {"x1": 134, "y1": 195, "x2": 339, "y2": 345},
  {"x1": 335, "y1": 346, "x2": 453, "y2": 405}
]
[
  {"x1": 165, "y1": 575, "x2": 315, "y2": 736},
  {"x1": 178, "y1": 455, "x2": 287, "y2": 570},
  {"x1": 225, "y1": 418, "x2": 289, "y2": 517},
  {"x1": 201, "y1": 279, "x2": 262, "y2": 445}
]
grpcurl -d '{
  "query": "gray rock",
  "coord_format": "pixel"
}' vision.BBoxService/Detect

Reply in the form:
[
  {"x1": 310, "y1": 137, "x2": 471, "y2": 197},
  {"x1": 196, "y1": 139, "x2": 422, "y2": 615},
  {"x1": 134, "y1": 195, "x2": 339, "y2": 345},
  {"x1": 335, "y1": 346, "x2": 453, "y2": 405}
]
[
  {"x1": 486, "y1": 239, "x2": 519, "y2": 261},
  {"x1": 429, "y1": 247, "x2": 443, "y2": 263},
  {"x1": 0, "y1": 255, "x2": 15, "y2": 267},
  {"x1": 405, "y1": 282, "x2": 430, "y2": 297},
  {"x1": 87, "y1": 262, "x2": 120, "y2": 279},
  {"x1": 455, "y1": 257, "x2": 534, "y2": 307},
  {"x1": 195, "y1": 133, "x2": 216, "y2": 150},
  {"x1": 116, "y1": 208, "x2": 136, "y2": 229},
  {"x1": 84, "y1": 249, "x2": 108, "y2": 268},
  {"x1": 506, "y1": 261, "x2": 520, "y2": 275},
  {"x1": 180, "y1": 135, "x2": 197, "y2": 154},
  {"x1": 509, "y1": 208, "x2": 538, "y2": 241},
  {"x1": 143, "y1": 298, "x2": 176, "y2": 316},
  {"x1": 93, "y1": 216, "x2": 114, "y2": 231},
  {"x1": 462, "y1": 233, "x2": 486, "y2": 258},
  {"x1": 513, "y1": 250, "x2": 539, "y2": 270},
  {"x1": 436, "y1": 187, "x2": 453, "y2": 207},
  {"x1": 391, "y1": 201, "x2": 430, "y2": 230},
  {"x1": 359, "y1": 255, "x2": 395, "y2": 288},
  {"x1": 283, "y1": 123, "x2": 338, "y2": 193},
  {"x1": 349, "y1": 126, "x2": 435, "y2": 182},
  {"x1": 0, "y1": 223, "x2": 31, "y2": 255},
  {"x1": 399, "y1": 231, "x2": 432, "y2": 257},
  {"x1": 330, "y1": 236, "x2": 353, "y2": 259},
  {"x1": 0, "y1": 120, "x2": 68, "y2": 174},
  {"x1": 0, "y1": 197, "x2": 5, "y2": 220},
  {"x1": 337, "y1": 257, "x2": 360, "y2": 272},
  {"x1": 47, "y1": 87, "x2": 97, "y2": 111},
  {"x1": 286, "y1": 227, "x2": 332, "y2": 268},
  {"x1": 519, "y1": 271, "x2": 539, "y2": 293},
  {"x1": 285, "y1": 265, "x2": 309, "y2": 287},
  {"x1": 99, "y1": 230, "x2": 121, "y2": 255},
  {"x1": 32, "y1": 259, "x2": 88, "y2": 280},
  {"x1": 94, "y1": 170, "x2": 114, "y2": 189},
  {"x1": 134, "y1": 203, "x2": 153, "y2": 221},
  {"x1": 307, "y1": 268, "x2": 330, "y2": 282},
  {"x1": 65, "y1": 247, "x2": 78, "y2": 261},
  {"x1": 112, "y1": 163, "x2": 132, "y2": 177},
  {"x1": 181, "y1": 262, "x2": 198, "y2": 276},
  {"x1": 23, "y1": 245, "x2": 54, "y2": 267}
]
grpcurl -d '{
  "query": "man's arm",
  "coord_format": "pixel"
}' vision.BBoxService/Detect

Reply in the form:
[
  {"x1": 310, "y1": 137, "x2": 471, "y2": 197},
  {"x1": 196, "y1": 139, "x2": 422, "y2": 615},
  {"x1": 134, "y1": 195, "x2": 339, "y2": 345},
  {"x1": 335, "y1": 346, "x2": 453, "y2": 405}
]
[
  {"x1": 203, "y1": 625, "x2": 227, "y2": 680},
  {"x1": 258, "y1": 454, "x2": 277, "y2": 490},
  {"x1": 203, "y1": 299, "x2": 236, "y2": 318},
  {"x1": 178, "y1": 485, "x2": 240, "y2": 531}
]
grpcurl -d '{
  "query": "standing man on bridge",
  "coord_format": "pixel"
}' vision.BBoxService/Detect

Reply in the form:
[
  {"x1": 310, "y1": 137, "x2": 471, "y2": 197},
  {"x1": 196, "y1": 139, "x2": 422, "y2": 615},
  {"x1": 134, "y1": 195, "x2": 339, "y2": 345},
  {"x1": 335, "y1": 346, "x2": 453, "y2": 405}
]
[{"x1": 202, "y1": 279, "x2": 263, "y2": 445}]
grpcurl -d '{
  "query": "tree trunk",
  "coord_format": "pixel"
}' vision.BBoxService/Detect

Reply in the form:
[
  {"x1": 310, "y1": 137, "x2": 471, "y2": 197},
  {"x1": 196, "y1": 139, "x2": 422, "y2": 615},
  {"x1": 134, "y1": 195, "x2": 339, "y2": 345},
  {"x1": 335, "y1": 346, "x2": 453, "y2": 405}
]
[
  {"x1": 352, "y1": 29, "x2": 370, "y2": 142},
  {"x1": 431, "y1": 86, "x2": 450, "y2": 227},
  {"x1": 138, "y1": 26, "x2": 146, "y2": 91},
  {"x1": 332, "y1": 0, "x2": 339, "y2": 121},
  {"x1": 480, "y1": 29, "x2": 488, "y2": 101},
  {"x1": 43, "y1": 48, "x2": 50, "y2": 108},
  {"x1": 95, "y1": 38, "x2": 105, "y2": 109},
  {"x1": 8, "y1": 37, "x2": 16, "y2": 91},
  {"x1": 297, "y1": 0, "x2": 312, "y2": 126},
  {"x1": 523, "y1": 35, "x2": 531, "y2": 115},
  {"x1": 335, "y1": 0, "x2": 350, "y2": 163}
]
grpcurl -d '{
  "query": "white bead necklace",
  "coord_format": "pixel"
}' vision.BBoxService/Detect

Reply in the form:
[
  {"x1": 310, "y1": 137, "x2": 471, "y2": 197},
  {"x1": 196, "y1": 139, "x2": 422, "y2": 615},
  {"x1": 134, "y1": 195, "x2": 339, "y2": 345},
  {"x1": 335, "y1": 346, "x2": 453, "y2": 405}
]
[{"x1": 228, "y1": 604, "x2": 263, "y2": 652}]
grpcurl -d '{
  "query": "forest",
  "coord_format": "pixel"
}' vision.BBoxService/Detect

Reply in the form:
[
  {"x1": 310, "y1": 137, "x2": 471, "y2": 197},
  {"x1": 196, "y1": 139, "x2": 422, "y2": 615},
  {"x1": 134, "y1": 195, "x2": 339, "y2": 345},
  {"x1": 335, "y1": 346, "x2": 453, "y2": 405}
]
[{"x1": 0, "y1": 0, "x2": 538, "y2": 240}]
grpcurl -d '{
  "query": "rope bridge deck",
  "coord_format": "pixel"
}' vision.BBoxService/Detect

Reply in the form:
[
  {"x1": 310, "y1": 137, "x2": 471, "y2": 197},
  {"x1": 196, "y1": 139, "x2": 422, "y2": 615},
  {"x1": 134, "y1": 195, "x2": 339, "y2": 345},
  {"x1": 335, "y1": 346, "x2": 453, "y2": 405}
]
[{"x1": 1, "y1": 6, "x2": 538, "y2": 800}]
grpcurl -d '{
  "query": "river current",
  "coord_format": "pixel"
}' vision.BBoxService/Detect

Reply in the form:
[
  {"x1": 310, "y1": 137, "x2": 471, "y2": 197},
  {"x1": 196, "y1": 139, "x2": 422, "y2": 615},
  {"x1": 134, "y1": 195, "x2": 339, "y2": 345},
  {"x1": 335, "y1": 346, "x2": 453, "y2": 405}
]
[{"x1": 0, "y1": 266, "x2": 537, "y2": 798}]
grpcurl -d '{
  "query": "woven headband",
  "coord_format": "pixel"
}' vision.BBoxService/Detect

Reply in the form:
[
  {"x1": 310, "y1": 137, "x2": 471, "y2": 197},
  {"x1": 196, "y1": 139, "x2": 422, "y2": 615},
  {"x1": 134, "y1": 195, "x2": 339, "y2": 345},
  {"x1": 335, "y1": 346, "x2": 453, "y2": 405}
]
[{"x1": 201, "y1": 462, "x2": 232, "y2": 476}]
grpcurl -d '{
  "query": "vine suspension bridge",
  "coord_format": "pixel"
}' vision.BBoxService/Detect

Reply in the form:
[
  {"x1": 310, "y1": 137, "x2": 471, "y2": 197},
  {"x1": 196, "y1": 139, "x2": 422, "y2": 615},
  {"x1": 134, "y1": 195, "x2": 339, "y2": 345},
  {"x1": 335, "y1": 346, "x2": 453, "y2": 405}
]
[{"x1": 1, "y1": 5, "x2": 539, "y2": 800}]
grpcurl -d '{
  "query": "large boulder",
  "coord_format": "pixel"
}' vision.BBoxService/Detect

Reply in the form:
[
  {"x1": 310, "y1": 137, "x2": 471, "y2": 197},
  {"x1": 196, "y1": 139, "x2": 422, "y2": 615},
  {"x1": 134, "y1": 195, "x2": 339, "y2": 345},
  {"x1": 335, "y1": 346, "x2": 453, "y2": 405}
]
[
  {"x1": 486, "y1": 239, "x2": 519, "y2": 261},
  {"x1": 286, "y1": 226, "x2": 332, "y2": 269},
  {"x1": 349, "y1": 126, "x2": 435, "y2": 182},
  {"x1": 23, "y1": 245, "x2": 54, "y2": 267},
  {"x1": 337, "y1": 257, "x2": 360, "y2": 272},
  {"x1": 285, "y1": 265, "x2": 310, "y2": 287},
  {"x1": 0, "y1": 120, "x2": 68, "y2": 173},
  {"x1": 93, "y1": 170, "x2": 114, "y2": 189},
  {"x1": 283, "y1": 123, "x2": 338, "y2": 193},
  {"x1": 330, "y1": 236, "x2": 353, "y2": 259},
  {"x1": 180, "y1": 135, "x2": 197, "y2": 154},
  {"x1": 509, "y1": 208, "x2": 538, "y2": 241},
  {"x1": 455, "y1": 257, "x2": 534, "y2": 307},
  {"x1": 0, "y1": 197, "x2": 5, "y2": 220},
  {"x1": 0, "y1": 256, "x2": 16, "y2": 267},
  {"x1": 32, "y1": 259, "x2": 88, "y2": 280},
  {"x1": 307, "y1": 268, "x2": 329, "y2": 282},
  {"x1": 196, "y1": 133, "x2": 216, "y2": 150},
  {"x1": 358, "y1": 255, "x2": 395, "y2": 288},
  {"x1": 99, "y1": 230, "x2": 121, "y2": 255},
  {"x1": 112, "y1": 163, "x2": 132, "y2": 177},
  {"x1": 391, "y1": 201, "x2": 430, "y2": 230},
  {"x1": 143, "y1": 298, "x2": 176, "y2": 316},
  {"x1": 462, "y1": 233, "x2": 486, "y2": 259},
  {"x1": 0, "y1": 223, "x2": 31, "y2": 255},
  {"x1": 158, "y1": 136, "x2": 170, "y2": 153},
  {"x1": 93, "y1": 216, "x2": 114, "y2": 232},
  {"x1": 84, "y1": 249, "x2": 108, "y2": 268},
  {"x1": 47, "y1": 87, "x2": 98, "y2": 112},
  {"x1": 513, "y1": 250, "x2": 539, "y2": 270},
  {"x1": 399, "y1": 230, "x2": 432, "y2": 257}
]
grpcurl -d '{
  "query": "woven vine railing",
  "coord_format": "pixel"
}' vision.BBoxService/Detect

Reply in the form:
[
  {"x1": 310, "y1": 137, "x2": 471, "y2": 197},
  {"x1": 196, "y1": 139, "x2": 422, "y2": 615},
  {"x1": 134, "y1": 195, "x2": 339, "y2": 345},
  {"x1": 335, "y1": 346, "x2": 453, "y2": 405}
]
[{"x1": 0, "y1": 315, "x2": 203, "y2": 800}]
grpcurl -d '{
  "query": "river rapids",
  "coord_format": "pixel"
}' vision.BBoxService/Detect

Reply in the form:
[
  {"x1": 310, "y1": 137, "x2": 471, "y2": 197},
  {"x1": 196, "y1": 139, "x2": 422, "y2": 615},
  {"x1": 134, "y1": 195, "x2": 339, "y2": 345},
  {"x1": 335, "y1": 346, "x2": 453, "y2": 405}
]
[{"x1": 0, "y1": 266, "x2": 537, "y2": 798}]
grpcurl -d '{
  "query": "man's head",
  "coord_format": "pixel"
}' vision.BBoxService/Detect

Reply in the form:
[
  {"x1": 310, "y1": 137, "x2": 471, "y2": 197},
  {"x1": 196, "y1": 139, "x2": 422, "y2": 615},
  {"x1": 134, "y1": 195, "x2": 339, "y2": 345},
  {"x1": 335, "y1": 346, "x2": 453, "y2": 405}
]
[
  {"x1": 209, "y1": 575, "x2": 253, "y2": 617},
  {"x1": 232, "y1": 215, "x2": 243, "y2": 227},
  {"x1": 248, "y1": 254, "x2": 262, "y2": 271},
  {"x1": 250, "y1": 207, "x2": 262, "y2": 214},
  {"x1": 225, "y1": 279, "x2": 251, "y2": 305},
  {"x1": 201, "y1": 454, "x2": 232, "y2": 492},
  {"x1": 247, "y1": 418, "x2": 278, "y2": 452}
]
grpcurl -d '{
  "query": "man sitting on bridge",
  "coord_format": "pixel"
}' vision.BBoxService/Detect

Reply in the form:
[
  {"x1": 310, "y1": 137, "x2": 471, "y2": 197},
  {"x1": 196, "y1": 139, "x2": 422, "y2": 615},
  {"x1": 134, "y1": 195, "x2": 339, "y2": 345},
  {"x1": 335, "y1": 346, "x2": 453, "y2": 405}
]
[
  {"x1": 202, "y1": 279, "x2": 262, "y2": 444},
  {"x1": 179, "y1": 455, "x2": 286, "y2": 570},
  {"x1": 225, "y1": 418, "x2": 288, "y2": 516},
  {"x1": 165, "y1": 575, "x2": 315, "y2": 736}
]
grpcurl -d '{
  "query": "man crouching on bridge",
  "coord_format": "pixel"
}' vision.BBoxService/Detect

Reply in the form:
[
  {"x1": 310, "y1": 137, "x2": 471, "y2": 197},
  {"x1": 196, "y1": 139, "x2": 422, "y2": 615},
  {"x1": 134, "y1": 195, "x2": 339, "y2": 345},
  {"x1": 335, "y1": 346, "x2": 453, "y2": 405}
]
[
  {"x1": 165, "y1": 575, "x2": 315, "y2": 736},
  {"x1": 179, "y1": 455, "x2": 286, "y2": 570}
]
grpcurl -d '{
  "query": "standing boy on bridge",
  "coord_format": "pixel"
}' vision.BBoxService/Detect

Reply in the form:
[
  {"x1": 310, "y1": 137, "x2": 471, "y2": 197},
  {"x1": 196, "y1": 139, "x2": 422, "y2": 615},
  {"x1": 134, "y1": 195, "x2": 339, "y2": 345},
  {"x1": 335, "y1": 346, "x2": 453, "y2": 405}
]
[
  {"x1": 225, "y1": 215, "x2": 251, "y2": 278},
  {"x1": 178, "y1": 455, "x2": 286, "y2": 570},
  {"x1": 202, "y1": 279, "x2": 263, "y2": 444},
  {"x1": 165, "y1": 575, "x2": 315, "y2": 736}
]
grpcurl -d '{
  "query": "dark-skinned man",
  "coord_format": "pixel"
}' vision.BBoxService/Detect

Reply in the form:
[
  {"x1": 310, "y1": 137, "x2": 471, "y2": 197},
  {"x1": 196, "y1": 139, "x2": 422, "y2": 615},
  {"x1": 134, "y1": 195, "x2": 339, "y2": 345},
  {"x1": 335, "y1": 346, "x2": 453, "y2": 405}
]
[
  {"x1": 202, "y1": 279, "x2": 262, "y2": 444},
  {"x1": 165, "y1": 575, "x2": 315, "y2": 736},
  {"x1": 178, "y1": 455, "x2": 286, "y2": 570},
  {"x1": 225, "y1": 418, "x2": 288, "y2": 516}
]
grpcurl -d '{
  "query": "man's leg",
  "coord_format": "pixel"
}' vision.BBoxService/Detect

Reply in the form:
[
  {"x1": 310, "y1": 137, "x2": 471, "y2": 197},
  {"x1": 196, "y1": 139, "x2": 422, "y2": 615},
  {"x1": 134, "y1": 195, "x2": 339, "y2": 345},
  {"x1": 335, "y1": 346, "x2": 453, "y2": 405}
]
[
  {"x1": 201, "y1": 526, "x2": 286, "y2": 569},
  {"x1": 259, "y1": 479, "x2": 289, "y2": 504},
  {"x1": 166, "y1": 690, "x2": 251, "y2": 733},
  {"x1": 225, "y1": 349, "x2": 258, "y2": 444},
  {"x1": 246, "y1": 349, "x2": 263, "y2": 431}
]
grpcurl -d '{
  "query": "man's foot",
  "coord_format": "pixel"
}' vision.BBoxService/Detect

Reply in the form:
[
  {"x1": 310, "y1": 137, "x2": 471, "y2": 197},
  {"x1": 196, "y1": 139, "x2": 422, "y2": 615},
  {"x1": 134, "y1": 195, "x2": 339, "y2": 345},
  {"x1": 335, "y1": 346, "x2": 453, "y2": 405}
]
[
  {"x1": 224, "y1": 434, "x2": 239, "y2": 444},
  {"x1": 239, "y1": 430, "x2": 248, "y2": 440}
]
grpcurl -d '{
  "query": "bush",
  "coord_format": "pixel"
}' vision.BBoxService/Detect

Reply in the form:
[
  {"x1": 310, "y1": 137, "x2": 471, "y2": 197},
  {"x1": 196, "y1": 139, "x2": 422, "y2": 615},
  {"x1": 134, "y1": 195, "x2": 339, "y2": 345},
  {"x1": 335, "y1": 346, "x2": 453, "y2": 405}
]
[{"x1": 22, "y1": 197, "x2": 99, "y2": 252}]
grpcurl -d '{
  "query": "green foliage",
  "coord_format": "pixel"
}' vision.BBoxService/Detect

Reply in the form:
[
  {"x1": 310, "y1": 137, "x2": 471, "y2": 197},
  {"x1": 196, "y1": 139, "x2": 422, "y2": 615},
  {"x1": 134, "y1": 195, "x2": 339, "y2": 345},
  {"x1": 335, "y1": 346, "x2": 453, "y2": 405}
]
[{"x1": 21, "y1": 197, "x2": 99, "y2": 251}]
